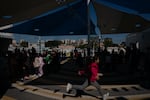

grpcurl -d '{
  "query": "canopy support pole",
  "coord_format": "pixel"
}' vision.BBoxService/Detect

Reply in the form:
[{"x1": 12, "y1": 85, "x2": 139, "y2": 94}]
[{"x1": 87, "y1": 0, "x2": 91, "y2": 57}]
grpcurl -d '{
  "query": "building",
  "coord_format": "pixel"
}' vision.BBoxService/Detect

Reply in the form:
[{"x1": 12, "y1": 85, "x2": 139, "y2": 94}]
[{"x1": 126, "y1": 28, "x2": 150, "y2": 53}]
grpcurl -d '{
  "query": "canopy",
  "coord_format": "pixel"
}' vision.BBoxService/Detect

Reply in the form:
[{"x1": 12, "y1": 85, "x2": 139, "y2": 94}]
[
  {"x1": 93, "y1": 0, "x2": 150, "y2": 34},
  {"x1": 0, "y1": 0, "x2": 150, "y2": 36},
  {"x1": 1, "y1": 0, "x2": 96, "y2": 36},
  {"x1": 0, "y1": 0, "x2": 96, "y2": 36},
  {"x1": 0, "y1": 0, "x2": 75, "y2": 27}
]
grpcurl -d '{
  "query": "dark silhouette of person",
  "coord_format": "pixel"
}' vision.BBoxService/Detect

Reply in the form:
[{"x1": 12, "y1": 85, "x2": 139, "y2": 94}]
[{"x1": 0, "y1": 52, "x2": 11, "y2": 98}]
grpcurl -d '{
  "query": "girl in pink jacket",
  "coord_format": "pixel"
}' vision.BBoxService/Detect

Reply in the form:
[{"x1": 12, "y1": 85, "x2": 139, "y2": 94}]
[{"x1": 66, "y1": 55, "x2": 109, "y2": 100}]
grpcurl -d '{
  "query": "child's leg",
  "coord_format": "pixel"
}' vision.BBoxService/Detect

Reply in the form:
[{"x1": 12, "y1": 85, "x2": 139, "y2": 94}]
[
  {"x1": 72, "y1": 79, "x2": 89, "y2": 90},
  {"x1": 90, "y1": 81, "x2": 103, "y2": 96}
]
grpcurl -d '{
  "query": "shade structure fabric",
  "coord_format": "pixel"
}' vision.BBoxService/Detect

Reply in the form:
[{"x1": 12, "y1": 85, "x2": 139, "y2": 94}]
[
  {"x1": 1, "y1": 0, "x2": 95, "y2": 36},
  {"x1": 100, "y1": 0, "x2": 150, "y2": 14},
  {"x1": 93, "y1": 0, "x2": 150, "y2": 34},
  {"x1": 0, "y1": 0, "x2": 75, "y2": 27},
  {"x1": 0, "y1": 0, "x2": 150, "y2": 36}
]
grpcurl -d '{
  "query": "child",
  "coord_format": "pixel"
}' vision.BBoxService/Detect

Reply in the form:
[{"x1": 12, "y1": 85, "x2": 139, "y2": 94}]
[{"x1": 66, "y1": 55, "x2": 109, "y2": 100}]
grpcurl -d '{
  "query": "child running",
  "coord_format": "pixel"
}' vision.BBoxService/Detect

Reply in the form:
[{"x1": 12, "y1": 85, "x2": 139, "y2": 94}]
[{"x1": 66, "y1": 55, "x2": 109, "y2": 100}]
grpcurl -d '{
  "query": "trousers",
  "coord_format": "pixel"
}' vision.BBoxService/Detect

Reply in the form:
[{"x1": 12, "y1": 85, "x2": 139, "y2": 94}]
[{"x1": 72, "y1": 78, "x2": 103, "y2": 96}]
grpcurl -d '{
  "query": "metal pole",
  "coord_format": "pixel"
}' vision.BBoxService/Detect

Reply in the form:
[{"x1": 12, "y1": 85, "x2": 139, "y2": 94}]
[
  {"x1": 98, "y1": 35, "x2": 101, "y2": 55},
  {"x1": 87, "y1": 0, "x2": 90, "y2": 57},
  {"x1": 39, "y1": 36, "x2": 41, "y2": 54}
]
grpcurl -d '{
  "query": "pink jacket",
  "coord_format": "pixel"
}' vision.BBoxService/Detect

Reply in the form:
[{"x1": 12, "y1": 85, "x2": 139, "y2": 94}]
[
  {"x1": 78, "y1": 62, "x2": 99, "y2": 82},
  {"x1": 90, "y1": 62, "x2": 99, "y2": 82}
]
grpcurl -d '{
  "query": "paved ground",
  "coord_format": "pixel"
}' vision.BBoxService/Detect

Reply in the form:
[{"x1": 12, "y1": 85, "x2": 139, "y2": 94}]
[
  {"x1": 2, "y1": 58, "x2": 150, "y2": 100},
  {"x1": 3, "y1": 83, "x2": 150, "y2": 100}
]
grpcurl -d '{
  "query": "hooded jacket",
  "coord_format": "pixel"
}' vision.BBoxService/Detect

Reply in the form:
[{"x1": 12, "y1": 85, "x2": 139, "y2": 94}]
[{"x1": 89, "y1": 62, "x2": 99, "y2": 82}]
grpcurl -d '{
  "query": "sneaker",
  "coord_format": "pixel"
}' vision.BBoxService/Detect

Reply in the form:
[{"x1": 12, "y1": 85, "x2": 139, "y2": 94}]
[
  {"x1": 66, "y1": 83, "x2": 72, "y2": 92},
  {"x1": 38, "y1": 73, "x2": 43, "y2": 77},
  {"x1": 102, "y1": 92, "x2": 109, "y2": 100},
  {"x1": 24, "y1": 76, "x2": 29, "y2": 80}
]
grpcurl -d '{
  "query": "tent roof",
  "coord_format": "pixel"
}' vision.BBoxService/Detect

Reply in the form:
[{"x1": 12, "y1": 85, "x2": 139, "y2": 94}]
[
  {"x1": 0, "y1": 0, "x2": 95, "y2": 36},
  {"x1": 93, "y1": 0, "x2": 150, "y2": 34},
  {"x1": 0, "y1": 0, "x2": 150, "y2": 36},
  {"x1": 103, "y1": 0, "x2": 150, "y2": 14},
  {"x1": 0, "y1": 0, "x2": 75, "y2": 27}
]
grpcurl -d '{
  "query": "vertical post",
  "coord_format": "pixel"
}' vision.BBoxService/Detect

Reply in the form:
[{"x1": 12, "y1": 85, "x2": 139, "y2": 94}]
[
  {"x1": 92, "y1": 41, "x2": 95, "y2": 56},
  {"x1": 87, "y1": 0, "x2": 90, "y2": 56},
  {"x1": 39, "y1": 36, "x2": 41, "y2": 54},
  {"x1": 98, "y1": 35, "x2": 101, "y2": 55},
  {"x1": 34, "y1": 28, "x2": 40, "y2": 54}
]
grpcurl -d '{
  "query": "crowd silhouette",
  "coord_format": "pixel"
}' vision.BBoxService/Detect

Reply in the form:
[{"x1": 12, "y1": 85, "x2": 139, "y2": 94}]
[{"x1": 1, "y1": 43, "x2": 150, "y2": 98}]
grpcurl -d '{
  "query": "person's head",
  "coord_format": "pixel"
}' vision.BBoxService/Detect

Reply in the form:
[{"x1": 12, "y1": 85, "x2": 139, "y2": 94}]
[{"x1": 93, "y1": 55, "x2": 99, "y2": 64}]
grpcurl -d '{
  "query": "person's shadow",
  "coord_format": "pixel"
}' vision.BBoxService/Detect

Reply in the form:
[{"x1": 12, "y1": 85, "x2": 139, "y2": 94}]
[{"x1": 63, "y1": 89, "x2": 99, "y2": 99}]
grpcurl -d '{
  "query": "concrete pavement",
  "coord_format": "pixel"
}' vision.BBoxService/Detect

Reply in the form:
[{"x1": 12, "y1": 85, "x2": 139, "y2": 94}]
[{"x1": 3, "y1": 83, "x2": 150, "y2": 100}]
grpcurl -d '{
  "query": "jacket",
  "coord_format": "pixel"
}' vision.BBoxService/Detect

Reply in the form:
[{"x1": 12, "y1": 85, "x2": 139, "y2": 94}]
[{"x1": 89, "y1": 62, "x2": 99, "y2": 82}]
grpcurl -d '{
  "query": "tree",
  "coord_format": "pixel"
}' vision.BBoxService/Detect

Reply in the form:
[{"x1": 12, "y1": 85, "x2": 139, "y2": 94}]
[
  {"x1": 103, "y1": 38, "x2": 113, "y2": 47},
  {"x1": 20, "y1": 41, "x2": 28, "y2": 47},
  {"x1": 45, "y1": 40, "x2": 62, "y2": 47},
  {"x1": 77, "y1": 44, "x2": 88, "y2": 49}
]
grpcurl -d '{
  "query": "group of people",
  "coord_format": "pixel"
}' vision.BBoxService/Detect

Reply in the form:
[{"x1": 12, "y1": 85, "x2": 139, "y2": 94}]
[
  {"x1": 6, "y1": 43, "x2": 150, "y2": 100},
  {"x1": 7, "y1": 46, "x2": 109, "y2": 99},
  {"x1": 65, "y1": 44, "x2": 150, "y2": 99},
  {"x1": 8, "y1": 47, "x2": 61, "y2": 82}
]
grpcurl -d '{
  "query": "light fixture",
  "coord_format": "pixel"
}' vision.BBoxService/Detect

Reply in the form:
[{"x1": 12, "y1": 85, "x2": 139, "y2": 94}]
[
  {"x1": 34, "y1": 28, "x2": 39, "y2": 32},
  {"x1": 56, "y1": 0, "x2": 66, "y2": 4},
  {"x1": 69, "y1": 32, "x2": 74, "y2": 34},
  {"x1": 2, "y1": 16, "x2": 13, "y2": 19},
  {"x1": 111, "y1": 27, "x2": 117, "y2": 31},
  {"x1": 135, "y1": 23, "x2": 141, "y2": 28}
]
